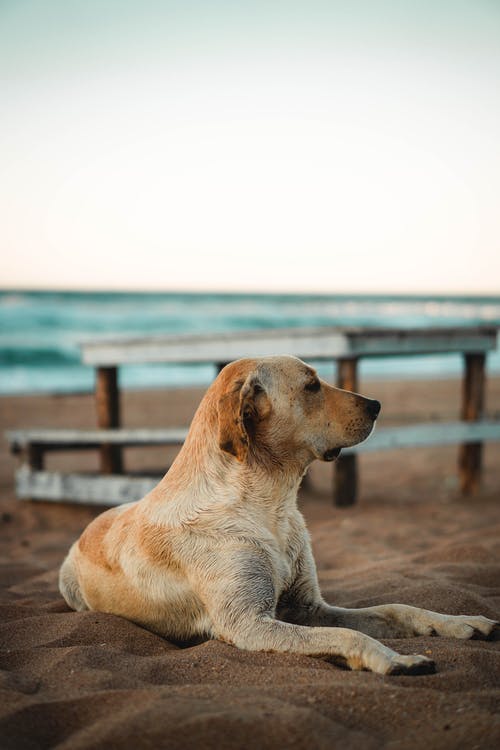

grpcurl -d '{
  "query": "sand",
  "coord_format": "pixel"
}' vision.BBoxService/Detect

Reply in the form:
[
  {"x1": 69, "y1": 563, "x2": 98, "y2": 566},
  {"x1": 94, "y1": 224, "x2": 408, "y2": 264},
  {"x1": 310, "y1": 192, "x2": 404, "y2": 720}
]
[{"x1": 1, "y1": 377, "x2": 499, "y2": 749}]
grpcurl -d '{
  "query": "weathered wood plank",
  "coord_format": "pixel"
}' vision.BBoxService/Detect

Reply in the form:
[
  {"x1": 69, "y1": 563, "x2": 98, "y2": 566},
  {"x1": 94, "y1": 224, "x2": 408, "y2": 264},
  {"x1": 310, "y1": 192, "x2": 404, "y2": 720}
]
[
  {"x1": 348, "y1": 328, "x2": 498, "y2": 358},
  {"x1": 15, "y1": 467, "x2": 159, "y2": 505},
  {"x1": 82, "y1": 329, "x2": 349, "y2": 365},
  {"x1": 81, "y1": 326, "x2": 498, "y2": 366},
  {"x1": 343, "y1": 420, "x2": 500, "y2": 453},
  {"x1": 6, "y1": 428, "x2": 189, "y2": 449},
  {"x1": 11, "y1": 421, "x2": 500, "y2": 504},
  {"x1": 6, "y1": 421, "x2": 500, "y2": 454}
]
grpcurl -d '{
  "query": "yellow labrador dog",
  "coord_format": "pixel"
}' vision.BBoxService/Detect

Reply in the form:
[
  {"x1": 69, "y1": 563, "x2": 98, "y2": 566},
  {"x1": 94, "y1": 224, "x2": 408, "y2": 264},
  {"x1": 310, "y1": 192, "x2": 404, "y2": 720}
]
[{"x1": 60, "y1": 356, "x2": 496, "y2": 675}]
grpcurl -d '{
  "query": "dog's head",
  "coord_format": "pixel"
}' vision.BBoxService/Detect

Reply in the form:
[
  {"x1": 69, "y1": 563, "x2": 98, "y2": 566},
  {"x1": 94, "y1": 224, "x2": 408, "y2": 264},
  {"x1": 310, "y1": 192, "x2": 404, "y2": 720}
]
[{"x1": 216, "y1": 356, "x2": 380, "y2": 468}]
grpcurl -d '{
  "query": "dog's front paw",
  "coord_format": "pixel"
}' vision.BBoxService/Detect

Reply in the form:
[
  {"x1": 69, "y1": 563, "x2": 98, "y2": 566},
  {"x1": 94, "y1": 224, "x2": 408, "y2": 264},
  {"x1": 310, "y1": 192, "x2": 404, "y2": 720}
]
[
  {"x1": 432, "y1": 615, "x2": 498, "y2": 640},
  {"x1": 365, "y1": 646, "x2": 436, "y2": 676},
  {"x1": 385, "y1": 653, "x2": 436, "y2": 676}
]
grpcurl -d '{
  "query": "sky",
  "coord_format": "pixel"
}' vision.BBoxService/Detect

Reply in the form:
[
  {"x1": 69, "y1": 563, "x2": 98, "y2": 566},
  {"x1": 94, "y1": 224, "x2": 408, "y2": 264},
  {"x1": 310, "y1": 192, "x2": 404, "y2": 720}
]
[{"x1": 1, "y1": 0, "x2": 500, "y2": 294}]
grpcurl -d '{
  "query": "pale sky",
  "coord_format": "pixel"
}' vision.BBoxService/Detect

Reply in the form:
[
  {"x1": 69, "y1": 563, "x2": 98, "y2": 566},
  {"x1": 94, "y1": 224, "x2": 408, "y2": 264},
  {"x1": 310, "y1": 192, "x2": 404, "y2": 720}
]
[{"x1": 1, "y1": 0, "x2": 500, "y2": 294}]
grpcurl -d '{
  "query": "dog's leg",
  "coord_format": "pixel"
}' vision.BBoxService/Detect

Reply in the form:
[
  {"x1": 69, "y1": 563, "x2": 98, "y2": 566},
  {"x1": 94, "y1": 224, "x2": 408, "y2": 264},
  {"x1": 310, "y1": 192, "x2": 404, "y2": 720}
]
[
  {"x1": 194, "y1": 550, "x2": 435, "y2": 675},
  {"x1": 277, "y1": 540, "x2": 498, "y2": 640},
  {"x1": 307, "y1": 603, "x2": 498, "y2": 640},
  {"x1": 234, "y1": 616, "x2": 435, "y2": 675},
  {"x1": 59, "y1": 545, "x2": 89, "y2": 612}
]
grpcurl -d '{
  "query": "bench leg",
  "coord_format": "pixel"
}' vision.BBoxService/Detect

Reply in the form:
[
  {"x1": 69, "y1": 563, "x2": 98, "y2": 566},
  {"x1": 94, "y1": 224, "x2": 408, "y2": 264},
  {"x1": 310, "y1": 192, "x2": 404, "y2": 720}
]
[
  {"x1": 27, "y1": 444, "x2": 44, "y2": 471},
  {"x1": 96, "y1": 366, "x2": 123, "y2": 475},
  {"x1": 458, "y1": 353, "x2": 485, "y2": 495},
  {"x1": 334, "y1": 358, "x2": 359, "y2": 507}
]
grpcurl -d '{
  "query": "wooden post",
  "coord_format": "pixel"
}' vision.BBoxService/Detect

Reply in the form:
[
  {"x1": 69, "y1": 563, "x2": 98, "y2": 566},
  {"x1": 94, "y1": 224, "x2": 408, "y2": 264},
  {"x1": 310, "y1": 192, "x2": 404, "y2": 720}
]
[
  {"x1": 27, "y1": 444, "x2": 44, "y2": 471},
  {"x1": 96, "y1": 366, "x2": 123, "y2": 474},
  {"x1": 334, "y1": 358, "x2": 359, "y2": 507},
  {"x1": 458, "y1": 353, "x2": 485, "y2": 495}
]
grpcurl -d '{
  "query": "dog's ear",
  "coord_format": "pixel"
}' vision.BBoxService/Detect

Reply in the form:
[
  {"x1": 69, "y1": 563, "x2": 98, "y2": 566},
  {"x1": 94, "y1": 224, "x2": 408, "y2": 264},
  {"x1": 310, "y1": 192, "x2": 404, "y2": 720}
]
[
  {"x1": 217, "y1": 381, "x2": 247, "y2": 461},
  {"x1": 218, "y1": 373, "x2": 271, "y2": 461}
]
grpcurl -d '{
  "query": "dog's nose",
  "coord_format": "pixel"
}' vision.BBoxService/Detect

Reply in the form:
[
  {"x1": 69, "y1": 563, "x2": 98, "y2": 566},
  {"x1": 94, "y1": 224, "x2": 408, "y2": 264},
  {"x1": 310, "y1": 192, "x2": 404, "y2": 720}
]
[{"x1": 366, "y1": 399, "x2": 381, "y2": 420}]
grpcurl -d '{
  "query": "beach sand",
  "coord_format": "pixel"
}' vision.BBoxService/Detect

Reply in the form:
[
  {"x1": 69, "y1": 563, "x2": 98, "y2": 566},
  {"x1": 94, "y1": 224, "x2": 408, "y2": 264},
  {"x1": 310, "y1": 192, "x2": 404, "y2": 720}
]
[{"x1": 1, "y1": 377, "x2": 499, "y2": 749}]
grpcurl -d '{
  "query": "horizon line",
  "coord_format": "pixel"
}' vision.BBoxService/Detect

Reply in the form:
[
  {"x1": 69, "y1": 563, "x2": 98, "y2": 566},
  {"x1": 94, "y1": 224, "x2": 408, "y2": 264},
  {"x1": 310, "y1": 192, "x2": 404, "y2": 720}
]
[{"x1": 1, "y1": 285, "x2": 500, "y2": 300}]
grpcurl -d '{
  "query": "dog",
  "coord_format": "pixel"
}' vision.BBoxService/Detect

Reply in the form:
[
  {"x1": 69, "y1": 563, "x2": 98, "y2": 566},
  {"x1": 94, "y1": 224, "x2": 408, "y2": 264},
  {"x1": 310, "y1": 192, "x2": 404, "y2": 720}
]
[{"x1": 59, "y1": 355, "x2": 496, "y2": 675}]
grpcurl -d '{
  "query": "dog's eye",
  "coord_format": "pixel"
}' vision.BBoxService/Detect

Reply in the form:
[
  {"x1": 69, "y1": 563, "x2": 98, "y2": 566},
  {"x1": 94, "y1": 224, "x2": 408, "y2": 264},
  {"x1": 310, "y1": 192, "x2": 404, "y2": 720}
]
[{"x1": 304, "y1": 379, "x2": 320, "y2": 393}]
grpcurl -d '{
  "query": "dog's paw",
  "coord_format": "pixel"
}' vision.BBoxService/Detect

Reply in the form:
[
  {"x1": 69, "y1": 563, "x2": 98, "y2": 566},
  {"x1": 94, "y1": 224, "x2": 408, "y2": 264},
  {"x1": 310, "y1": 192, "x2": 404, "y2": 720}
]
[
  {"x1": 432, "y1": 615, "x2": 498, "y2": 640},
  {"x1": 385, "y1": 653, "x2": 436, "y2": 676}
]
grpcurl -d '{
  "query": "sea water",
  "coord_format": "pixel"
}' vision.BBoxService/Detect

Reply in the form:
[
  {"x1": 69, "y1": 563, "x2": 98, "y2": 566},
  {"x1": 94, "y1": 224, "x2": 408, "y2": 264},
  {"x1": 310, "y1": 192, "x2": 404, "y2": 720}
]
[{"x1": 0, "y1": 290, "x2": 499, "y2": 395}]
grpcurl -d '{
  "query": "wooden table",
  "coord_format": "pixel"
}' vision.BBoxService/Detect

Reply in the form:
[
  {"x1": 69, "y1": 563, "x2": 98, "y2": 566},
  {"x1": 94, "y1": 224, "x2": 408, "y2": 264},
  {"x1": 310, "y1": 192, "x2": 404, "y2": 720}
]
[{"x1": 81, "y1": 325, "x2": 499, "y2": 504}]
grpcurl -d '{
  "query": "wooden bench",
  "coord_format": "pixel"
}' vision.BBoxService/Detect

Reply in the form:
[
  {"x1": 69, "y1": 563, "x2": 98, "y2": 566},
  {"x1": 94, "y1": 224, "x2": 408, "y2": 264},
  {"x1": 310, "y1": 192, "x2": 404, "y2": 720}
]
[
  {"x1": 82, "y1": 325, "x2": 499, "y2": 505},
  {"x1": 6, "y1": 428, "x2": 189, "y2": 505},
  {"x1": 7, "y1": 420, "x2": 500, "y2": 506},
  {"x1": 6, "y1": 325, "x2": 499, "y2": 506}
]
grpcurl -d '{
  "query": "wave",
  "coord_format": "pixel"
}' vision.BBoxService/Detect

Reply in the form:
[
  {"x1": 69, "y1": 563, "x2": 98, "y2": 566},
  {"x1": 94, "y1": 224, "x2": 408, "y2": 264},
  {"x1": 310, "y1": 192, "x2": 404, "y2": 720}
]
[
  {"x1": 0, "y1": 347, "x2": 80, "y2": 367},
  {"x1": 1, "y1": 290, "x2": 499, "y2": 395}
]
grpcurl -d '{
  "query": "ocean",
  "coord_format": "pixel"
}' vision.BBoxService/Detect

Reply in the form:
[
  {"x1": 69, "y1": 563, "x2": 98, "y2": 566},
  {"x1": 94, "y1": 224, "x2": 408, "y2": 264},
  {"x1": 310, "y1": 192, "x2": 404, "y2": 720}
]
[{"x1": 0, "y1": 290, "x2": 499, "y2": 396}]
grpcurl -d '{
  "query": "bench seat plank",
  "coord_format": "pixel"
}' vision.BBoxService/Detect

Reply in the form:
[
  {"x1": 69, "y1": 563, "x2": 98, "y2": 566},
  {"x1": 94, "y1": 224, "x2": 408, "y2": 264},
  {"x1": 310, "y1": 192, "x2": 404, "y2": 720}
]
[
  {"x1": 344, "y1": 420, "x2": 500, "y2": 454},
  {"x1": 7, "y1": 420, "x2": 500, "y2": 505},
  {"x1": 7, "y1": 421, "x2": 500, "y2": 455},
  {"x1": 6, "y1": 428, "x2": 189, "y2": 451},
  {"x1": 15, "y1": 467, "x2": 159, "y2": 505},
  {"x1": 80, "y1": 326, "x2": 499, "y2": 366}
]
